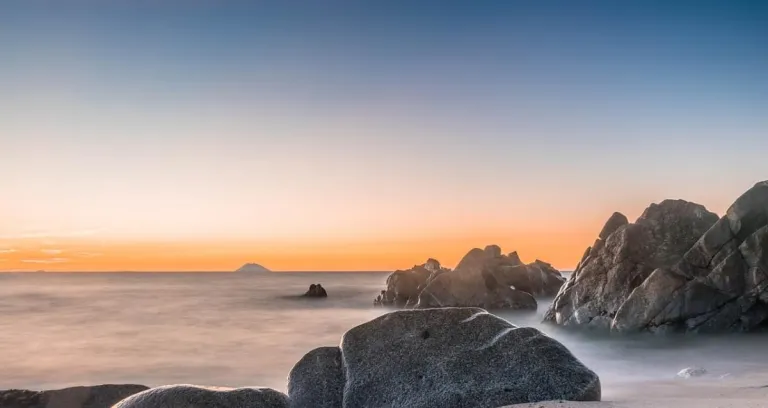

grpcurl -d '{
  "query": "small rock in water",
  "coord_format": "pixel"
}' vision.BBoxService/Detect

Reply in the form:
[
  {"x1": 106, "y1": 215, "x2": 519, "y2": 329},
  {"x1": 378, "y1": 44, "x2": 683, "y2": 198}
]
[{"x1": 677, "y1": 367, "x2": 707, "y2": 378}]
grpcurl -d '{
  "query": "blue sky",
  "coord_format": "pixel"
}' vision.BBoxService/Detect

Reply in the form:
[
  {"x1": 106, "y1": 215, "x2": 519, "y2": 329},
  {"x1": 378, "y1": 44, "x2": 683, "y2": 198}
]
[{"x1": 1, "y1": 1, "x2": 766, "y2": 269}]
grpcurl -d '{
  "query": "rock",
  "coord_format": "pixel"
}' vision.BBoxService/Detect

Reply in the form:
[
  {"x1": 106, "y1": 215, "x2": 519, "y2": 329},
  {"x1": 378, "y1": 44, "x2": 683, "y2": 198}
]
[
  {"x1": 544, "y1": 199, "x2": 718, "y2": 329},
  {"x1": 599, "y1": 212, "x2": 629, "y2": 240},
  {"x1": 339, "y1": 308, "x2": 600, "y2": 407},
  {"x1": 287, "y1": 347, "x2": 344, "y2": 408},
  {"x1": 0, "y1": 384, "x2": 148, "y2": 408},
  {"x1": 507, "y1": 251, "x2": 524, "y2": 266},
  {"x1": 418, "y1": 265, "x2": 538, "y2": 310},
  {"x1": 496, "y1": 260, "x2": 566, "y2": 297},
  {"x1": 302, "y1": 284, "x2": 328, "y2": 298},
  {"x1": 677, "y1": 367, "x2": 707, "y2": 378},
  {"x1": 374, "y1": 259, "x2": 450, "y2": 307},
  {"x1": 612, "y1": 181, "x2": 768, "y2": 333},
  {"x1": 113, "y1": 385, "x2": 289, "y2": 408},
  {"x1": 236, "y1": 263, "x2": 271, "y2": 273}
]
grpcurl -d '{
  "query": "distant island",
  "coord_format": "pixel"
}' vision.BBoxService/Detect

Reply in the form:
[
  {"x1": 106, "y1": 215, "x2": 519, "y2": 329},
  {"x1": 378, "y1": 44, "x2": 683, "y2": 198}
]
[{"x1": 235, "y1": 263, "x2": 271, "y2": 273}]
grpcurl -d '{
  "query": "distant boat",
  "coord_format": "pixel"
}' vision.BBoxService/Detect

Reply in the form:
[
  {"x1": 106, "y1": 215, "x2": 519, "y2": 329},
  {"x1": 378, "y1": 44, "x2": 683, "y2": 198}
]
[{"x1": 235, "y1": 263, "x2": 271, "y2": 273}]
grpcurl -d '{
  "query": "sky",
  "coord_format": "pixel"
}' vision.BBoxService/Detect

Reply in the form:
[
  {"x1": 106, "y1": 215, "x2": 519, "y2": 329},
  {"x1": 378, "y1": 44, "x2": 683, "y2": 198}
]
[{"x1": 1, "y1": 1, "x2": 766, "y2": 271}]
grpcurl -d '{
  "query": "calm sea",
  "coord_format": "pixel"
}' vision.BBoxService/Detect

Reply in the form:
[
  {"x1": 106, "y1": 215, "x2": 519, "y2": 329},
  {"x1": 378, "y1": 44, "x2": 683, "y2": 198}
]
[{"x1": 2, "y1": 272, "x2": 768, "y2": 395}]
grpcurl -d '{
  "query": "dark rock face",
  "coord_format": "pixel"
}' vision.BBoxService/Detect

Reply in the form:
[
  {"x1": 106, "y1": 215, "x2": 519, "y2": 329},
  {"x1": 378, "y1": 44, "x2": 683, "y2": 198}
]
[
  {"x1": 374, "y1": 259, "x2": 450, "y2": 307},
  {"x1": 0, "y1": 384, "x2": 148, "y2": 408},
  {"x1": 337, "y1": 308, "x2": 600, "y2": 408},
  {"x1": 287, "y1": 347, "x2": 344, "y2": 408},
  {"x1": 113, "y1": 385, "x2": 289, "y2": 408},
  {"x1": 613, "y1": 181, "x2": 768, "y2": 333},
  {"x1": 544, "y1": 199, "x2": 719, "y2": 329},
  {"x1": 303, "y1": 284, "x2": 328, "y2": 298},
  {"x1": 545, "y1": 183, "x2": 768, "y2": 334}
]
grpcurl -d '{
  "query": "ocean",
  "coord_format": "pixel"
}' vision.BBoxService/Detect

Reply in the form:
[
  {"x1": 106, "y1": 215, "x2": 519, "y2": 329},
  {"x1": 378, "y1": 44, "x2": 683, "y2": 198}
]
[{"x1": 2, "y1": 272, "x2": 768, "y2": 397}]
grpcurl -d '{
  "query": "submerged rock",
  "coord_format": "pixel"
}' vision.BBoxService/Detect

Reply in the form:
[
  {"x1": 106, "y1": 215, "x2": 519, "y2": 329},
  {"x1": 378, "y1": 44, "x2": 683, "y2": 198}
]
[
  {"x1": 302, "y1": 284, "x2": 328, "y2": 298},
  {"x1": 113, "y1": 385, "x2": 288, "y2": 408},
  {"x1": 543, "y1": 199, "x2": 718, "y2": 329},
  {"x1": 289, "y1": 308, "x2": 600, "y2": 408},
  {"x1": 0, "y1": 384, "x2": 148, "y2": 408}
]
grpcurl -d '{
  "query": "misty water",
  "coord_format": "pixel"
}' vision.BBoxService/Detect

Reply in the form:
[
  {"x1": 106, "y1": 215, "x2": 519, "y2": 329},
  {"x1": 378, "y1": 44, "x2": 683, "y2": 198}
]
[{"x1": 2, "y1": 272, "x2": 767, "y2": 396}]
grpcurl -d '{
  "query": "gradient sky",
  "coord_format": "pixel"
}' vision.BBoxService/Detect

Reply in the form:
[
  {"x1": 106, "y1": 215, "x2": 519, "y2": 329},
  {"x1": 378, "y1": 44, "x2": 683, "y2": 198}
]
[{"x1": 1, "y1": 1, "x2": 766, "y2": 271}]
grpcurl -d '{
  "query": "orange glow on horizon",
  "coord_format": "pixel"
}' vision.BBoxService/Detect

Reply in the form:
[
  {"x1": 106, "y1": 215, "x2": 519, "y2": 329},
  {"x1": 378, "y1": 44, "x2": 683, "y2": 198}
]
[{"x1": 0, "y1": 222, "x2": 602, "y2": 272}]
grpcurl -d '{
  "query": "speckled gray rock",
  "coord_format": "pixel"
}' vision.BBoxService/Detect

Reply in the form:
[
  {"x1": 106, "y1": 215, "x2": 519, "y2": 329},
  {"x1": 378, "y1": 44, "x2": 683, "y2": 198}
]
[
  {"x1": 612, "y1": 181, "x2": 768, "y2": 333},
  {"x1": 599, "y1": 212, "x2": 629, "y2": 240},
  {"x1": 0, "y1": 384, "x2": 148, "y2": 408},
  {"x1": 288, "y1": 347, "x2": 344, "y2": 408},
  {"x1": 496, "y1": 260, "x2": 565, "y2": 297},
  {"x1": 112, "y1": 385, "x2": 288, "y2": 408},
  {"x1": 340, "y1": 308, "x2": 600, "y2": 408},
  {"x1": 543, "y1": 199, "x2": 718, "y2": 329}
]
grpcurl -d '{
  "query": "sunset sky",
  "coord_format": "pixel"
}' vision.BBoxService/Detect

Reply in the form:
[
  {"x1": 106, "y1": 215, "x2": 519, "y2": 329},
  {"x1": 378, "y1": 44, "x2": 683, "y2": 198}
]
[{"x1": 1, "y1": 1, "x2": 766, "y2": 271}]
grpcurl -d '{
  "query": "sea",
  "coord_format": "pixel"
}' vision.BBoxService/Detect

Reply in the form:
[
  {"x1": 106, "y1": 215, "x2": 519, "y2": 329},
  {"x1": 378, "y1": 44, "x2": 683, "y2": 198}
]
[{"x1": 2, "y1": 272, "x2": 768, "y2": 396}]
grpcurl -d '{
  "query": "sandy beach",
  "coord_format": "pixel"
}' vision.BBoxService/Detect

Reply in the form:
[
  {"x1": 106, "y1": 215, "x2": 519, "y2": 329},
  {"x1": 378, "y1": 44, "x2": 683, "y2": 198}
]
[{"x1": 509, "y1": 372, "x2": 768, "y2": 408}]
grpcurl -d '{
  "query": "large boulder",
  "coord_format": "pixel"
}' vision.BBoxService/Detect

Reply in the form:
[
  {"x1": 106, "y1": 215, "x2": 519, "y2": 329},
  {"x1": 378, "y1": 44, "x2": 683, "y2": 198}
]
[
  {"x1": 0, "y1": 384, "x2": 148, "y2": 408},
  {"x1": 287, "y1": 308, "x2": 600, "y2": 408},
  {"x1": 612, "y1": 181, "x2": 768, "y2": 333},
  {"x1": 495, "y1": 260, "x2": 565, "y2": 297},
  {"x1": 543, "y1": 199, "x2": 718, "y2": 329},
  {"x1": 287, "y1": 347, "x2": 344, "y2": 408},
  {"x1": 112, "y1": 385, "x2": 288, "y2": 408}
]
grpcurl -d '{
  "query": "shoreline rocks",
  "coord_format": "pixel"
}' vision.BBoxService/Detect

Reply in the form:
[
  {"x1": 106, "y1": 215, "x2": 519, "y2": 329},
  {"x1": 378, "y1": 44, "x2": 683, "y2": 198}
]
[
  {"x1": 545, "y1": 181, "x2": 768, "y2": 334},
  {"x1": 375, "y1": 247, "x2": 565, "y2": 311},
  {"x1": 113, "y1": 385, "x2": 289, "y2": 408}
]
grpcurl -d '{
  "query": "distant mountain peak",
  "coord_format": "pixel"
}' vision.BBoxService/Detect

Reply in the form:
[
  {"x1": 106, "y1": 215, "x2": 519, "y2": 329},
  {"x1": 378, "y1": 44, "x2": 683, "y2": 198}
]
[{"x1": 235, "y1": 263, "x2": 271, "y2": 273}]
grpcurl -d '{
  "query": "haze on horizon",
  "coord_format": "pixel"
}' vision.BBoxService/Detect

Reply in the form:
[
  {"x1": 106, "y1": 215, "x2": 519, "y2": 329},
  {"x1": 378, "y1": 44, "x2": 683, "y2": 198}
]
[{"x1": 1, "y1": 1, "x2": 766, "y2": 272}]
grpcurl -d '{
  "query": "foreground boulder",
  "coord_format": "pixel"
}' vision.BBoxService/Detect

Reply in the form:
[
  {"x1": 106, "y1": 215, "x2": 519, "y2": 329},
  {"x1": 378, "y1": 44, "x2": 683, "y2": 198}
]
[
  {"x1": 0, "y1": 384, "x2": 148, "y2": 408},
  {"x1": 113, "y1": 385, "x2": 288, "y2": 408},
  {"x1": 543, "y1": 199, "x2": 719, "y2": 329},
  {"x1": 612, "y1": 181, "x2": 768, "y2": 333},
  {"x1": 287, "y1": 347, "x2": 344, "y2": 408},
  {"x1": 302, "y1": 284, "x2": 328, "y2": 298},
  {"x1": 288, "y1": 308, "x2": 601, "y2": 408}
]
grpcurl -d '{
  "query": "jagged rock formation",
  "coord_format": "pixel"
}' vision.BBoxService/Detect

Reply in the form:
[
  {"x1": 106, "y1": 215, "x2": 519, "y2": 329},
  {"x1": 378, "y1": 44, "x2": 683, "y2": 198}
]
[
  {"x1": 546, "y1": 181, "x2": 768, "y2": 334},
  {"x1": 544, "y1": 199, "x2": 719, "y2": 329},
  {"x1": 375, "y1": 247, "x2": 565, "y2": 310},
  {"x1": 613, "y1": 181, "x2": 768, "y2": 333},
  {"x1": 374, "y1": 259, "x2": 451, "y2": 307},
  {"x1": 288, "y1": 308, "x2": 601, "y2": 407}
]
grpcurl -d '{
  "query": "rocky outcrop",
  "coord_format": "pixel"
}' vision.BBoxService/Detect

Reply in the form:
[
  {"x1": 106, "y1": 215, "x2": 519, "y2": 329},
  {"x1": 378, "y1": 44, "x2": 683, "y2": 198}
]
[
  {"x1": 612, "y1": 181, "x2": 768, "y2": 333},
  {"x1": 416, "y1": 246, "x2": 565, "y2": 310},
  {"x1": 374, "y1": 259, "x2": 450, "y2": 307},
  {"x1": 302, "y1": 284, "x2": 328, "y2": 298},
  {"x1": 376, "y1": 247, "x2": 564, "y2": 310},
  {"x1": 545, "y1": 182, "x2": 768, "y2": 334},
  {"x1": 287, "y1": 347, "x2": 344, "y2": 408},
  {"x1": 543, "y1": 199, "x2": 718, "y2": 329},
  {"x1": 289, "y1": 308, "x2": 600, "y2": 408},
  {"x1": 113, "y1": 385, "x2": 289, "y2": 408},
  {"x1": 0, "y1": 384, "x2": 148, "y2": 408}
]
